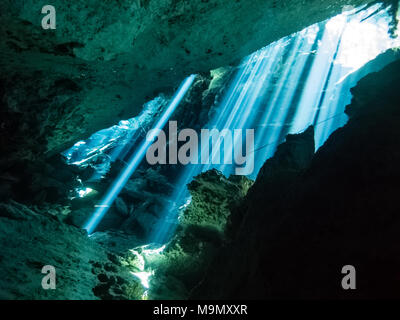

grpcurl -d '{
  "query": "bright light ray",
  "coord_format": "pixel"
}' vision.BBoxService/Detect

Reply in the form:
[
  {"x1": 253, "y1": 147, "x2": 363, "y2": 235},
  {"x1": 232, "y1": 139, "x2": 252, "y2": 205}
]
[
  {"x1": 84, "y1": 75, "x2": 196, "y2": 234},
  {"x1": 151, "y1": 39, "x2": 291, "y2": 242},
  {"x1": 289, "y1": 3, "x2": 400, "y2": 149},
  {"x1": 250, "y1": 26, "x2": 320, "y2": 172},
  {"x1": 208, "y1": 37, "x2": 295, "y2": 173},
  {"x1": 131, "y1": 271, "x2": 153, "y2": 289},
  {"x1": 150, "y1": 4, "x2": 399, "y2": 243},
  {"x1": 290, "y1": 21, "x2": 344, "y2": 135}
]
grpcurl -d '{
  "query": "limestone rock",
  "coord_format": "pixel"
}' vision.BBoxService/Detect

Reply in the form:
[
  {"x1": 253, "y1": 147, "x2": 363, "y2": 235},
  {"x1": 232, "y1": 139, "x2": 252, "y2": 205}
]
[{"x1": 0, "y1": 201, "x2": 142, "y2": 299}]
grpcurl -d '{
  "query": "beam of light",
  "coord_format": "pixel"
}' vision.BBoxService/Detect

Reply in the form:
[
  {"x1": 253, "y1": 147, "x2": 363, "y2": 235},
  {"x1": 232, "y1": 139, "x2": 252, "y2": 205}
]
[
  {"x1": 149, "y1": 44, "x2": 285, "y2": 243},
  {"x1": 289, "y1": 3, "x2": 400, "y2": 149},
  {"x1": 289, "y1": 20, "x2": 344, "y2": 136},
  {"x1": 150, "y1": 36, "x2": 298, "y2": 243},
  {"x1": 131, "y1": 271, "x2": 153, "y2": 289},
  {"x1": 128, "y1": 244, "x2": 166, "y2": 294},
  {"x1": 83, "y1": 74, "x2": 196, "y2": 234},
  {"x1": 246, "y1": 25, "x2": 320, "y2": 176},
  {"x1": 150, "y1": 3, "x2": 400, "y2": 244}
]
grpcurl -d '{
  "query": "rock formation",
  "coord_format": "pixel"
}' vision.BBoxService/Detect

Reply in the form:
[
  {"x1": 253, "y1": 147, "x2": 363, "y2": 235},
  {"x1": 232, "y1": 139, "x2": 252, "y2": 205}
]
[{"x1": 192, "y1": 59, "x2": 400, "y2": 299}]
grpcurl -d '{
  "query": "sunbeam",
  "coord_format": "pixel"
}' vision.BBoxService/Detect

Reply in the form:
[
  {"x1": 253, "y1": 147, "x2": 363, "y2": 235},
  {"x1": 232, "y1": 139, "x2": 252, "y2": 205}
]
[
  {"x1": 149, "y1": 3, "x2": 400, "y2": 243},
  {"x1": 83, "y1": 75, "x2": 196, "y2": 234}
]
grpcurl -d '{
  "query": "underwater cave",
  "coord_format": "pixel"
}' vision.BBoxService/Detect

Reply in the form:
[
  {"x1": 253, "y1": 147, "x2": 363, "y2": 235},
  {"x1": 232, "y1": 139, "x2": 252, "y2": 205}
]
[{"x1": 1, "y1": 0, "x2": 400, "y2": 303}]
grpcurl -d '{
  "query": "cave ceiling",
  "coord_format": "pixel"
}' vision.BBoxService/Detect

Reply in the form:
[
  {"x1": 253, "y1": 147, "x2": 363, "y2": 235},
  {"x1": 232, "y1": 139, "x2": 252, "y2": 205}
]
[{"x1": 0, "y1": 0, "x2": 376, "y2": 162}]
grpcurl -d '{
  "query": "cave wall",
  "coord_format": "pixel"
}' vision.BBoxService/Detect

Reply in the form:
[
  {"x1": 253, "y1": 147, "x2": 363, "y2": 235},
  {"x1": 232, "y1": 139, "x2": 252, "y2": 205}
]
[
  {"x1": 192, "y1": 58, "x2": 400, "y2": 299},
  {"x1": 0, "y1": 201, "x2": 144, "y2": 299}
]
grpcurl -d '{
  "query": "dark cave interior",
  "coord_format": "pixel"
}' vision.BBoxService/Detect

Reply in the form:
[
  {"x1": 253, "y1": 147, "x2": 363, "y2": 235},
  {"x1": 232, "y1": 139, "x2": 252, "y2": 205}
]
[{"x1": 1, "y1": 0, "x2": 400, "y2": 300}]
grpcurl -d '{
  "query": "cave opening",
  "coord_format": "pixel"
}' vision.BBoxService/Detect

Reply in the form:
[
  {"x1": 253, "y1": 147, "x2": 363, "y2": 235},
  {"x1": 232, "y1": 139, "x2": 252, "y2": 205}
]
[{"x1": 63, "y1": 3, "x2": 399, "y2": 239}]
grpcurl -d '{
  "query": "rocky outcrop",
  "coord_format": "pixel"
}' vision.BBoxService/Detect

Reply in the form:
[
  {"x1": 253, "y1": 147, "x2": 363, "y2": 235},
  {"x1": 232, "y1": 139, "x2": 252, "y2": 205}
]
[
  {"x1": 192, "y1": 58, "x2": 400, "y2": 299},
  {"x1": 0, "y1": 201, "x2": 143, "y2": 299},
  {"x1": 140, "y1": 170, "x2": 252, "y2": 299},
  {"x1": 183, "y1": 169, "x2": 253, "y2": 230}
]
